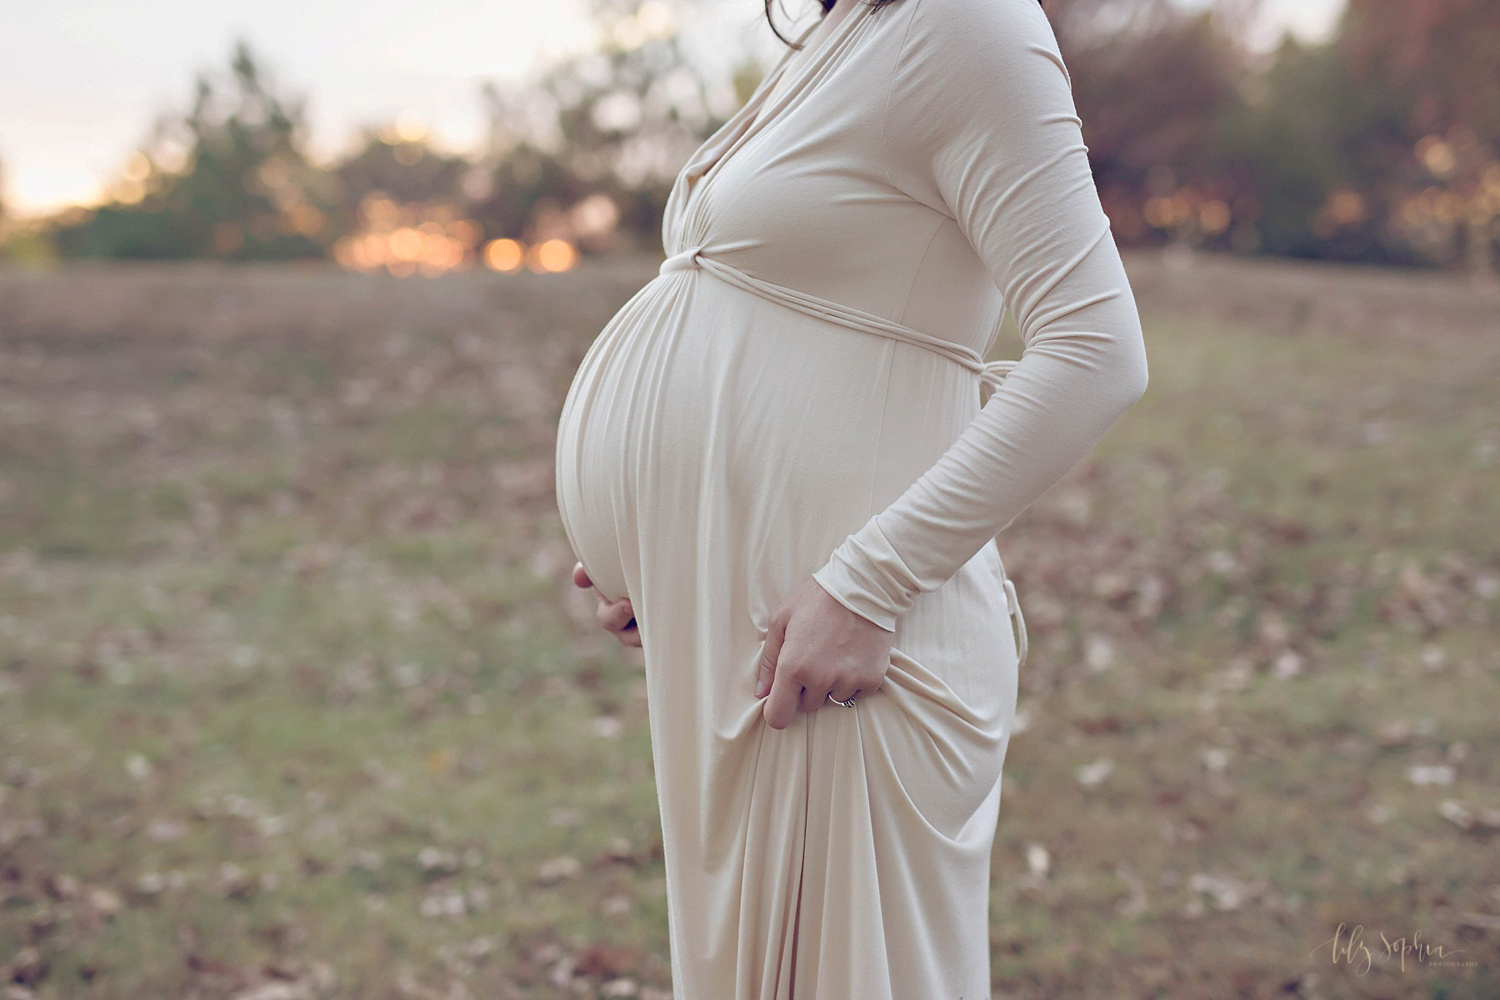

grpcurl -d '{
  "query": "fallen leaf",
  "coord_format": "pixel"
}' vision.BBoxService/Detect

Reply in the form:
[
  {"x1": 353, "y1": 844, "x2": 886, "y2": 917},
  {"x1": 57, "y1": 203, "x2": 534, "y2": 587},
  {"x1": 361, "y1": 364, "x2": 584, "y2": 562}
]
[
  {"x1": 1076, "y1": 758, "x2": 1115, "y2": 789},
  {"x1": 1408, "y1": 764, "x2": 1455, "y2": 786},
  {"x1": 537, "y1": 856, "x2": 581, "y2": 885}
]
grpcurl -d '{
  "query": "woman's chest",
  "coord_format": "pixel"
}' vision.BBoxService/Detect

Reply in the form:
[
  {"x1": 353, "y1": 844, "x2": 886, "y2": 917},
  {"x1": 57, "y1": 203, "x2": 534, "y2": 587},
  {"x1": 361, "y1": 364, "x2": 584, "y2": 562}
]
[
  {"x1": 662, "y1": 5, "x2": 1006, "y2": 345},
  {"x1": 687, "y1": 104, "x2": 1002, "y2": 340}
]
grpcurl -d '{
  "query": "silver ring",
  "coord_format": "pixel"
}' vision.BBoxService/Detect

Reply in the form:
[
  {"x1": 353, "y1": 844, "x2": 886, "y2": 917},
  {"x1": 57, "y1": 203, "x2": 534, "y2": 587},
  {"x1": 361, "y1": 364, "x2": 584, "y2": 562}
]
[{"x1": 827, "y1": 693, "x2": 858, "y2": 707}]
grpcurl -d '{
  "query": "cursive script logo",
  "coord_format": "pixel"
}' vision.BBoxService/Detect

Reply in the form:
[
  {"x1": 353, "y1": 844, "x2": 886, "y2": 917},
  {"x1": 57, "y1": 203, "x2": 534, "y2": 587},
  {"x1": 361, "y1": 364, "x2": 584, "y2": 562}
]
[
  {"x1": 1310, "y1": 922, "x2": 1470, "y2": 975},
  {"x1": 1311, "y1": 922, "x2": 1374, "y2": 975}
]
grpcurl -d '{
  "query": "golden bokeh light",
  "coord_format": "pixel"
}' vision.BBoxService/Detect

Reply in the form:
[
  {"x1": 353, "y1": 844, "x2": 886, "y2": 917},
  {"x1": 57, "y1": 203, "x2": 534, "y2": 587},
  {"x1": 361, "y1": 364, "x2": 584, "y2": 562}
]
[
  {"x1": 332, "y1": 239, "x2": 358, "y2": 270},
  {"x1": 327, "y1": 192, "x2": 590, "y2": 277},
  {"x1": 394, "y1": 114, "x2": 428, "y2": 144},
  {"x1": 1143, "y1": 195, "x2": 1192, "y2": 230},
  {"x1": 1392, "y1": 133, "x2": 1500, "y2": 267},
  {"x1": 282, "y1": 203, "x2": 326, "y2": 238},
  {"x1": 1327, "y1": 191, "x2": 1367, "y2": 226},
  {"x1": 122, "y1": 152, "x2": 152, "y2": 183},
  {"x1": 1312, "y1": 189, "x2": 1370, "y2": 237},
  {"x1": 364, "y1": 196, "x2": 401, "y2": 229},
  {"x1": 330, "y1": 193, "x2": 487, "y2": 277},
  {"x1": 1416, "y1": 136, "x2": 1457, "y2": 179},
  {"x1": 115, "y1": 179, "x2": 147, "y2": 205},
  {"x1": 528, "y1": 238, "x2": 578, "y2": 273},
  {"x1": 447, "y1": 219, "x2": 481, "y2": 248},
  {"x1": 388, "y1": 226, "x2": 424, "y2": 263},
  {"x1": 608, "y1": 0, "x2": 678, "y2": 51},
  {"x1": 483, "y1": 238, "x2": 525, "y2": 272},
  {"x1": 1198, "y1": 200, "x2": 1232, "y2": 235},
  {"x1": 570, "y1": 192, "x2": 621, "y2": 238},
  {"x1": 418, "y1": 232, "x2": 465, "y2": 275}
]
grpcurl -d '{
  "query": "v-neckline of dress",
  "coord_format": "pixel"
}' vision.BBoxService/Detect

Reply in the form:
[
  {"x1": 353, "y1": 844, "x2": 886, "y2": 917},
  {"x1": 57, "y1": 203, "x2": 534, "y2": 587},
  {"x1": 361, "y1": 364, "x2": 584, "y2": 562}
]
[{"x1": 681, "y1": 0, "x2": 867, "y2": 201}]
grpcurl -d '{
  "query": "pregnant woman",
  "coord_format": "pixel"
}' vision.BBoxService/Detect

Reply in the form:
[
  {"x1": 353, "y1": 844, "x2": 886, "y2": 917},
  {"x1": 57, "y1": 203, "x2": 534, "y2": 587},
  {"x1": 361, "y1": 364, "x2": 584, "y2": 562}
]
[{"x1": 555, "y1": 0, "x2": 1149, "y2": 995}]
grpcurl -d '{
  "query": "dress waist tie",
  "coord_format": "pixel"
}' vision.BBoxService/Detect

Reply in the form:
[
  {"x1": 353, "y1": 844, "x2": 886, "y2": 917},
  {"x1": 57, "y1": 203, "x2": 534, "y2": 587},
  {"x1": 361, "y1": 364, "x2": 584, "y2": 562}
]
[{"x1": 659, "y1": 243, "x2": 1029, "y2": 668}]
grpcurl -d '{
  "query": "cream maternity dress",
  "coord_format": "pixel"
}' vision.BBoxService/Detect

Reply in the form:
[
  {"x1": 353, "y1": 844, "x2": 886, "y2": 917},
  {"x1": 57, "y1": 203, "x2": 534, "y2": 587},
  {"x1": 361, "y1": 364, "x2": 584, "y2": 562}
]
[{"x1": 554, "y1": 0, "x2": 1149, "y2": 996}]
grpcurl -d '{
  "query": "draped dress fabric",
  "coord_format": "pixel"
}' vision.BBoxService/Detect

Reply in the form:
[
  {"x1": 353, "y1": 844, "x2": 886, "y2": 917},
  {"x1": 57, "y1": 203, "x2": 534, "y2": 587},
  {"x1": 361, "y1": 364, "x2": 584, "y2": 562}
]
[{"x1": 554, "y1": 0, "x2": 1149, "y2": 996}]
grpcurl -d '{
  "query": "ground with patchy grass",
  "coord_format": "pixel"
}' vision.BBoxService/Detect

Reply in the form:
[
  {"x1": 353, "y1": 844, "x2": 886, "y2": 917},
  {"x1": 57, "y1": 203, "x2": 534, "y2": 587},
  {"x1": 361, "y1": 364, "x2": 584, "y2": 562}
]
[{"x1": 0, "y1": 251, "x2": 1497, "y2": 999}]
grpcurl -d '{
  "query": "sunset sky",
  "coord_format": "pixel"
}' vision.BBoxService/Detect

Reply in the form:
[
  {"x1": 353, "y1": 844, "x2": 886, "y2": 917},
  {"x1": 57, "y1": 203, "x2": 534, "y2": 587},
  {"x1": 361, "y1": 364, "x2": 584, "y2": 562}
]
[{"x1": 1, "y1": 0, "x2": 1345, "y2": 219}]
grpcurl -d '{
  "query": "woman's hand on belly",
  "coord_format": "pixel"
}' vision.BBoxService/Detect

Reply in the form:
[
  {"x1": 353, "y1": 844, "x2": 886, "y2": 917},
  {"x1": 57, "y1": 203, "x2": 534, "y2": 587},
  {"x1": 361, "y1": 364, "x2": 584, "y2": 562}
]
[
  {"x1": 572, "y1": 562, "x2": 641, "y2": 648},
  {"x1": 755, "y1": 577, "x2": 894, "y2": 730}
]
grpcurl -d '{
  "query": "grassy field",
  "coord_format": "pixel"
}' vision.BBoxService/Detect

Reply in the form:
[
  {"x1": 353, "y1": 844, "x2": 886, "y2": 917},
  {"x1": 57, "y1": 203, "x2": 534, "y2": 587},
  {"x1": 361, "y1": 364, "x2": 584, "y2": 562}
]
[{"x1": 0, "y1": 251, "x2": 1496, "y2": 999}]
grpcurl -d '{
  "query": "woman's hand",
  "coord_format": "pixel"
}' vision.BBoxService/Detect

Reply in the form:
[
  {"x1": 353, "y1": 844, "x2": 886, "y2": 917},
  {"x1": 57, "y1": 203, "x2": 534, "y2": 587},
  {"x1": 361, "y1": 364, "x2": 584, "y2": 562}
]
[
  {"x1": 755, "y1": 577, "x2": 893, "y2": 730},
  {"x1": 572, "y1": 562, "x2": 641, "y2": 648}
]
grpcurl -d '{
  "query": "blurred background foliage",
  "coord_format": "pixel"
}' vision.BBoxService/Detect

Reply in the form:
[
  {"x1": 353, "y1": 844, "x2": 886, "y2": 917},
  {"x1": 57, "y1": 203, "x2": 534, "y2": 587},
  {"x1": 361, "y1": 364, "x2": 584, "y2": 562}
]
[
  {"x1": 1, "y1": 3, "x2": 1498, "y2": 996},
  {"x1": 1, "y1": 0, "x2": 1497, "y2": 277}
]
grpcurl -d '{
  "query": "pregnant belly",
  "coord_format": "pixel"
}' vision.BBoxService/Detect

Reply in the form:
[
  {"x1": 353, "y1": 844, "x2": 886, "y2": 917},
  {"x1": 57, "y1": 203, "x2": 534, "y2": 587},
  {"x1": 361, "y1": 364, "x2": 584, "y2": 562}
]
[
  {"x1": 555, "y1": 278, "x2": 680, "y2": 603},
  {"x1": 555, "y1": 272, "x2": 960, "y2": 610}
]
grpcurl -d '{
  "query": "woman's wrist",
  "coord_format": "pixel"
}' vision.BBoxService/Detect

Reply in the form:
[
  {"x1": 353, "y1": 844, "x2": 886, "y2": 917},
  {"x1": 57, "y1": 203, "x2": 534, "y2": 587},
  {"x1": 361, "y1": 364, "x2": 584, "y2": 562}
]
[{"x1": 811, "y1": 550, "x2": 903, "y2": 633}]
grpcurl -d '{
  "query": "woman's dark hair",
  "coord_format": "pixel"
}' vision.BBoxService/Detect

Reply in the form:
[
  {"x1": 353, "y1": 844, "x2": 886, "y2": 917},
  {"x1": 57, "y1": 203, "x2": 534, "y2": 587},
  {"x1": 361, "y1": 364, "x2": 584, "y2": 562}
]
[{"x1": 766, "y1": 0, "x2": 1043, "y2": 49}]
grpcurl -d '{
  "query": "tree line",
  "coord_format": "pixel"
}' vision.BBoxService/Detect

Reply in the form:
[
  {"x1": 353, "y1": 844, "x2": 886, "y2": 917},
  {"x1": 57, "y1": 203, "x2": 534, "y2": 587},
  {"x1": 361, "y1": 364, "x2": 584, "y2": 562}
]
[{"x1": 1, "y1": 0, "x2": 1495, "y2": 276}]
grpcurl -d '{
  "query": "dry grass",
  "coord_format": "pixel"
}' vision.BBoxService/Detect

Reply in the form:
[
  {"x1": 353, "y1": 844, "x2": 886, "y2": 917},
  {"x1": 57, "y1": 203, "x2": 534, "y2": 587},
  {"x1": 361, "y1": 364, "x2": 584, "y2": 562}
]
[{"x1": 0, "y1": 250, "x2": 1496, "y2": 999}]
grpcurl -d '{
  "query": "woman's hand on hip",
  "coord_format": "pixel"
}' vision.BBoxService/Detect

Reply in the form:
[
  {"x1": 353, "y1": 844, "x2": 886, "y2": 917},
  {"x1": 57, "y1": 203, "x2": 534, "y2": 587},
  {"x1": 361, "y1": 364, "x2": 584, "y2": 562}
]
[
  {"x1": 572, "y1": 562, "x2": 641, "y2": 648},
  {"x1": 755, "y1": 577, "x2": 893, "y2": 730}
]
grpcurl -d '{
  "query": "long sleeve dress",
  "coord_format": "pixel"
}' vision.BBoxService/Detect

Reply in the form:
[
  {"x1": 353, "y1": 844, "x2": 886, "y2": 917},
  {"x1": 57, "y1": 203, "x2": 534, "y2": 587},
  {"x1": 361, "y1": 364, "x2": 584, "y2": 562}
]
[{"x1": 554, "y1": 0, "x2": 1149, "y2": 996}]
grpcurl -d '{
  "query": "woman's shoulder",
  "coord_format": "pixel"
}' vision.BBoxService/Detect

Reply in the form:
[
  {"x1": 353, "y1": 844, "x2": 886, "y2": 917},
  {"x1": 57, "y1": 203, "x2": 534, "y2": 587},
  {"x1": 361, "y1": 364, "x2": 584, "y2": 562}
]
[
  {"x1": 901, "y1": 0, "x2": 1052, "y2": 32},
  {"x1": 891, "y1": 0, "x2": 1070, "y2": 100},
  {"x1": 897, "y1": 0, "x2": 1064, "y2": 72}
]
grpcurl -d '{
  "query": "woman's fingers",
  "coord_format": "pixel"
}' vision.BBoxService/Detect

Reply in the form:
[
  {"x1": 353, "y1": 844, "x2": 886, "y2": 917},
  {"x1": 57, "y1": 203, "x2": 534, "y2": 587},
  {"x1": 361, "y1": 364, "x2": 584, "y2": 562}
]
[
  {"x1": 759, "y1": 578, "x2": 894, "y2": 730},
  {"x1": 594, "y1": 595, "x2": 642, "y2": 648},
  {"x1": 754, "y1": 618, "x2": 785, "y2": 700},
  {"x1": 763, "y1": 665, "x2": 802, "y2": 730},
  {"x1": 798, "y1": 684, "x2": 833, "y2": 714},
  {"x1": 596, "y1": 595, "x2": 635, "y2": 632},
  {"x1": 618, "y1": 621, "x2": 642, "y2": 648},
  {"x1": 759, "y1": 617, "x2": 806, "y2": 729},
  {"x1": 573, "y1": 561, "x2": 641, "y2": 647}
]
